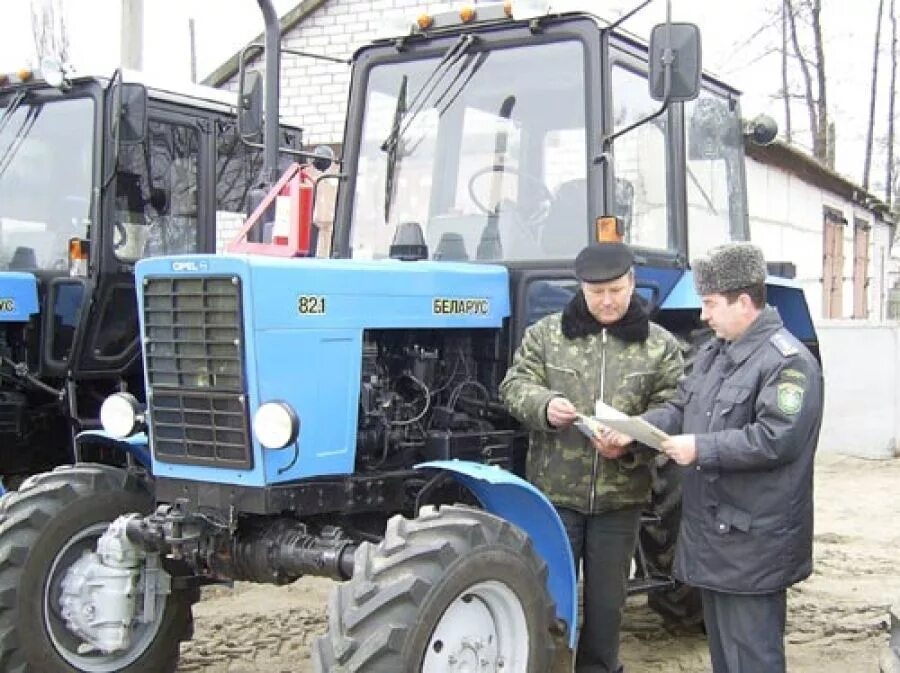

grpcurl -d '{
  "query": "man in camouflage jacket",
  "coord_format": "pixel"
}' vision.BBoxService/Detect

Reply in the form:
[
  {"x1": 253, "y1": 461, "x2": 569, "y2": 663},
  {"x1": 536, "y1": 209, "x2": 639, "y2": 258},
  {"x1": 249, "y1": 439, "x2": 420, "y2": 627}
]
[{"x1": 500, "y1": 242, "x2": 683, "y2": 673}]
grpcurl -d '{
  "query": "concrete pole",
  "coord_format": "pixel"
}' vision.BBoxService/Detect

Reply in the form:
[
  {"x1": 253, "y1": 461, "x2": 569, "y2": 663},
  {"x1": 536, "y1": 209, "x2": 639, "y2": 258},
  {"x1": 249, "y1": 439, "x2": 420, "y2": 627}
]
[
  {"x1": 120, "y1": 0, "x2": 144, "y2": 70},
  {"x1": 189, "y1": 17, "x2": 197, "y2": 83}
]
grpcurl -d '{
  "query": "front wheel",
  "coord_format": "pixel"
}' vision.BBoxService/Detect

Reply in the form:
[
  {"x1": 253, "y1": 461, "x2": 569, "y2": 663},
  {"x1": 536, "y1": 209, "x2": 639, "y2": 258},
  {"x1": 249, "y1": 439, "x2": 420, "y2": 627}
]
[
  {"x1": 0, "y1": 464, "x2": 196, "y2": 672},
  {"x1": 313, "y1": 504, "x2": 559, "y2": 672}
]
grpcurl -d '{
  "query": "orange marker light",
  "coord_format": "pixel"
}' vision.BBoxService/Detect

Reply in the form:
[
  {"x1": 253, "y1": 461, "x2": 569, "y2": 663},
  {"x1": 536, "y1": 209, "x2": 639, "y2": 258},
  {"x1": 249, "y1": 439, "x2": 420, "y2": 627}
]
[
  {"x1": 68, "y1": 238, "x2": 90, "y2": 277},
  {"x1": 504, "y1": 1, "x2": 513, "y2": 17},
  {"x1": 459, "y1": 6, "x2": 476, "y2": 22},
  {"x1": 595, "y1": 216, "x2": 624, "y2": 242},
  {"x1": 417, "y1": 13, "x2": 434, "y2": 29},
  {"x1": 17, "y1": 68, "x2": 33, "y2": 82}
]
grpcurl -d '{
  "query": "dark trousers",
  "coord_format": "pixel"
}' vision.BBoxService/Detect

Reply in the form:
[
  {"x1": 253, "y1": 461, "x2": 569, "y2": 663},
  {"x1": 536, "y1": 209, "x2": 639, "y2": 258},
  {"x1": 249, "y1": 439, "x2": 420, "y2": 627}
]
[
  {"x1": 701, "y1": 588, "x2": 787, "y2": 673},
  {"x1": 558, "y1": 506, "x2": 642, "y2": 673}
]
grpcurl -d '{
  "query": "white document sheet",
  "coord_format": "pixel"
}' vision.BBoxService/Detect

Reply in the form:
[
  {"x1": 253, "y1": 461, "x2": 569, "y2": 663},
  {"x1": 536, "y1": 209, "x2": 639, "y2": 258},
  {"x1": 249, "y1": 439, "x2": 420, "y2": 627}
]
[{"x1": 573, "y1": 401, "x2": 670, "y2": 452}]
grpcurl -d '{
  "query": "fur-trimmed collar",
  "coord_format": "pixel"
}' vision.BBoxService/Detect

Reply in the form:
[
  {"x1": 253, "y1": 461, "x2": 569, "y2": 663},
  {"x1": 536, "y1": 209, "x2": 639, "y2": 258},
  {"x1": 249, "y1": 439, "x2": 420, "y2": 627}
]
[{"x1": 561, "y1": 291, "x2": 650, "y2": 342}]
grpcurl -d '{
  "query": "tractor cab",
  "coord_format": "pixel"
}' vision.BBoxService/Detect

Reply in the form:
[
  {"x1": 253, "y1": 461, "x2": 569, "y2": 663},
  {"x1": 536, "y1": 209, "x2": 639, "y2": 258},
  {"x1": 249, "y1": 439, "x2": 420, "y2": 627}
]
[
  {"x1": 0, "y1": 64, "x2": 298, "y2": 483},
  {"x1": 335, "y1": 6, "x2": 752, "y2": 290}
]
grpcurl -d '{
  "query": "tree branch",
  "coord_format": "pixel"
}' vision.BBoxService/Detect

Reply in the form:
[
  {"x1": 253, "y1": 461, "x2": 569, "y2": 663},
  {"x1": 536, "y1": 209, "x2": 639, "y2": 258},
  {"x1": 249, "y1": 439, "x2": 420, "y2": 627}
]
[{"x1": 864, "y1": 0, "x2": 885, "y2": 190}]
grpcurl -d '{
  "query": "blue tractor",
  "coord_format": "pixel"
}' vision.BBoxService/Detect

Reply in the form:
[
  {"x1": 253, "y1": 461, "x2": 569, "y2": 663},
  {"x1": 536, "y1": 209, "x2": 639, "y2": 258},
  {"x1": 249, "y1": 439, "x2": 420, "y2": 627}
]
[
  {"x1": 0, "y1": 2, "x2": 817, "y2": 672},
  {"x1": 0, "y1": 63, "x2": 300, "y2": 491}
]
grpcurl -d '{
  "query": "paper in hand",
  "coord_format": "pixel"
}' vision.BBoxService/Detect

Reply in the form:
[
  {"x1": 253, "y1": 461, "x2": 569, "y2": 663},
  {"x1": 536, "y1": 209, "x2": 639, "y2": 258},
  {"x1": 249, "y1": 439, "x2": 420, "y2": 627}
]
[
  {"x1": 576, "y1": 400, "x2": 670, "y2": 452},
  {"x1": 573, "y1": 413, "x2": 606, "y2": 440}
]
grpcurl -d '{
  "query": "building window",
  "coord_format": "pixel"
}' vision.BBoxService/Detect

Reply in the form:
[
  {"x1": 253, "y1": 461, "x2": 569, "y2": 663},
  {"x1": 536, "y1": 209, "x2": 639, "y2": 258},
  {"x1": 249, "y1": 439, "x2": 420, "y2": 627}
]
[
  {"x1": 852, "y1": 218, "x2": 870, "y2": 319},
  {"x1": 822, "y1": 207, "x2": 846, "y2": 319}
]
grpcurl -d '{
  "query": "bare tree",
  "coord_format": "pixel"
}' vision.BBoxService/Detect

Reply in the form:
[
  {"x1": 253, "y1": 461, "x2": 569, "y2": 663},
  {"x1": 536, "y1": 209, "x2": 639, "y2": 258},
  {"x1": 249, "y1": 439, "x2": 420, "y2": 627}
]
[
  {"x1": 30, "y1": 0, "x2": 70, "y2": 64},
  {"x1": 887, "y1": 0, "x2": 897, "y2": 207},
  {"x1": 864, "y1": 0, "x2": 885, "y2": 191},
  {"x1": 782, "y1": 0, "x2": 793, "y2": 142},
  {"x1": 785, "y1": 0, "x2": 830, "y2": 164},
  {"x1": 809, "y1": 0, "x2": 829, "y2": 164}
]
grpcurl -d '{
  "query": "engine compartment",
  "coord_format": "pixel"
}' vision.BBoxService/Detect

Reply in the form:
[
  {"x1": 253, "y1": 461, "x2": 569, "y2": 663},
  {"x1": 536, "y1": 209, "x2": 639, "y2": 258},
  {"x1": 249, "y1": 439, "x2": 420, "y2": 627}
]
[{"x1": 355, "y1": 328, "x2": 520, "y2": 473}]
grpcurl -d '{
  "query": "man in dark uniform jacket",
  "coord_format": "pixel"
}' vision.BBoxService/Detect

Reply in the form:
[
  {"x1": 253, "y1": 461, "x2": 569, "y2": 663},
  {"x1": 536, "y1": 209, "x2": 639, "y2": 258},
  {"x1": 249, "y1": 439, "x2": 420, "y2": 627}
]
[{"x1": 640, "y1": 242, "x2": 824, "y2": 673}]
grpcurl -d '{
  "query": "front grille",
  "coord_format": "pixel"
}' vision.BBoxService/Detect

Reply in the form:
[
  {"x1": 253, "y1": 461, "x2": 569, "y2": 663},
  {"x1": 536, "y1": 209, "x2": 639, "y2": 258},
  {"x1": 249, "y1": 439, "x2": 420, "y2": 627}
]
[{"x1": 143, "y1": 276, "x2": 252, "y2": 468}]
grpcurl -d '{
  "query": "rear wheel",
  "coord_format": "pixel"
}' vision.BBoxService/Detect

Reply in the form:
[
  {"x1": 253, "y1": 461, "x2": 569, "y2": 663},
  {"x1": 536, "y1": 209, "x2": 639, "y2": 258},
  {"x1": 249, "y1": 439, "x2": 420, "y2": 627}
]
[
  {"x1": 313, "y1": 504, "x2": 559, "y2": 672},
  {"x1": 0, "y1": 463, "x2": 196, "y2": 672},
  {"x1": 641, "y1": 457, "x2": 704, "y2": 630}
]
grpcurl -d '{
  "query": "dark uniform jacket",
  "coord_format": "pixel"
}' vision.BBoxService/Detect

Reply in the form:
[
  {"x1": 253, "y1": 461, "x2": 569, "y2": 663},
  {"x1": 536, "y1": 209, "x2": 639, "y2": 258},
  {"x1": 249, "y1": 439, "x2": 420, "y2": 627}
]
[
  {"x1": 500, "y1": 310, "x2": 683, "y2": 514},
  {"x1": 643, "y1": 306, "x2": 823, "y2": 594}
]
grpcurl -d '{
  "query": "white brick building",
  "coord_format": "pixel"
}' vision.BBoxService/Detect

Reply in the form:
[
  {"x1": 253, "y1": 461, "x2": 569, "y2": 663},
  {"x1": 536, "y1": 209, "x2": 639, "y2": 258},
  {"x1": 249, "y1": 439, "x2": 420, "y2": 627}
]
[{"x1": 205, "y1": 0, "x2": 460, "y2": 145}]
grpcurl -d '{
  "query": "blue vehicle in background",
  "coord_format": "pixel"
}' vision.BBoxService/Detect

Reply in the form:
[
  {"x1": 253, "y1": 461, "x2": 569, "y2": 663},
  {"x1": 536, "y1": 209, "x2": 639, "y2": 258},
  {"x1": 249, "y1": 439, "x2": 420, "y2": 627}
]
[
  {"x1": 0, "y1": 62, "x2": 299, "y2": 491},
  {"x1": 0, "y1": 1, "x2": 816, "y2": 672}
]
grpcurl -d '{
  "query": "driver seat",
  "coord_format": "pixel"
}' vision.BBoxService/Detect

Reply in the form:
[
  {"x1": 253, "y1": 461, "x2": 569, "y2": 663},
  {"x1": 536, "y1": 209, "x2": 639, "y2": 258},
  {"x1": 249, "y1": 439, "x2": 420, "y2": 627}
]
[
  {"x1": 9, "y1": 246, "x2": 37, "y2": 270},
  {"x1": 541, "y1": 178, "x2": 587, "y2": 255}
]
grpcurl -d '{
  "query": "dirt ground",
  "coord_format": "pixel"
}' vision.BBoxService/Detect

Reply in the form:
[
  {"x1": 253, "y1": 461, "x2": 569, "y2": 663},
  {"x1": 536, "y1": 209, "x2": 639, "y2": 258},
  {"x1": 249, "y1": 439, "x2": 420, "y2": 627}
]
[{"x1": 175, "y1": 453, "x2": 900, "y2": 672}]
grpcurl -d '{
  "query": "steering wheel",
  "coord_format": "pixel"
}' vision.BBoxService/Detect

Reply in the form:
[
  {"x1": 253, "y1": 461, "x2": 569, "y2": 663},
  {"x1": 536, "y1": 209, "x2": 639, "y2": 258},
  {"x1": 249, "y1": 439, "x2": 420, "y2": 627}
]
[{"x1": 467, "y1": 165, "x2": 554, "y2": 229}]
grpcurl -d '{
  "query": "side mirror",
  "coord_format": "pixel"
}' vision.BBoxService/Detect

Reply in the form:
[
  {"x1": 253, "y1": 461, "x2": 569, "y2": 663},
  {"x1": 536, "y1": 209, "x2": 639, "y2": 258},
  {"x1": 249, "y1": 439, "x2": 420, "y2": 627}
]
[
  {"x1": 648, "y1": 23, "x2": 702, "y2": 103},
  {"x1": 118, "y1": 83, "x2": 147, "y2": 144},
  {"x1": 239, "y1": 70, "x2": 264, "y2": 139}
]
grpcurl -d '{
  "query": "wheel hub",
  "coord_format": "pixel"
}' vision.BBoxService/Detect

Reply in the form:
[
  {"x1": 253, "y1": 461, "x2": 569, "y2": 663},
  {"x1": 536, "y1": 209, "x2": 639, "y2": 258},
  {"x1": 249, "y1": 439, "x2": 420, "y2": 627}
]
[
  {"x1": 422, "y1": 580, "x2": 528, "y2": 673},
  {"x1": 47, "y1": 515, "x2": 170, "y2": 672}
]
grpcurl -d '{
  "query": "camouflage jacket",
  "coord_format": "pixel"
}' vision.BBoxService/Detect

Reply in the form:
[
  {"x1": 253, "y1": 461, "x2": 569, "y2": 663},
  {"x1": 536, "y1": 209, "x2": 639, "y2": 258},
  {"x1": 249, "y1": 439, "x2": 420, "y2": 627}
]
[{"x1": 500, "y1": 313, "x2": 683, "y2": 514}]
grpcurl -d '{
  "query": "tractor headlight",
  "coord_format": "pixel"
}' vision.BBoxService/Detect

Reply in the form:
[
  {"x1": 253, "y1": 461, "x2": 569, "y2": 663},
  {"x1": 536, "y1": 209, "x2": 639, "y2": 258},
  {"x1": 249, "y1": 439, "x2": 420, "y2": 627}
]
[
  {"x1": 253, "y1": 402, "x2": 299, "y2": 449},
  {"x1": 100, "y1": 393, "x2": 143, "y2": 439}
]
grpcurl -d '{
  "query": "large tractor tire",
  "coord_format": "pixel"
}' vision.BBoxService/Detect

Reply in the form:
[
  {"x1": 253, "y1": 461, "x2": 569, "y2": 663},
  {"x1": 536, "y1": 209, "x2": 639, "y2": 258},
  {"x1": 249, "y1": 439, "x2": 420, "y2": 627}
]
[
  {"x1": 641, "y1": 457, "x2": 704, "y2": 630},
  {"x1": 313, "y1": 504, "x2": 560, "y2": 673},
  {"x1": 0, "y1": 464, "x2": 196, "y2": 673}
]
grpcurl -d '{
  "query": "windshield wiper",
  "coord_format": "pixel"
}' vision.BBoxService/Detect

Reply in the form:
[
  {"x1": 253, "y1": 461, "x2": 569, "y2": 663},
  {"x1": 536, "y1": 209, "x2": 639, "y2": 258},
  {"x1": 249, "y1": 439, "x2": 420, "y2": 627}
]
[
  {"x1": 382, "y1": 75, "x2": 408, "y2": 223},
  {"x1": 0, "y1": 103, "x2": 40, "y2": 180},
  {"x1": 0, "y1": 89, "x2": 27, "y2": 137},
  {"x1": 381, "y1": 34, "x2": 477, "y2": 223}
]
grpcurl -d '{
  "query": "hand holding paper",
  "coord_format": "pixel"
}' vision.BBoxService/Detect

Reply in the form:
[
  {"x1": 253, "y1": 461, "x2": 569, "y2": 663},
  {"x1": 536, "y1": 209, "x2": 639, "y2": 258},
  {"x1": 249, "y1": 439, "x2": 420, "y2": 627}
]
[
  {"x1": 573, "y1": 414, "x2": 631, "y2": 458},
  {"x1": 573, "y1": 400, "x2": 670, "y2": 452}
]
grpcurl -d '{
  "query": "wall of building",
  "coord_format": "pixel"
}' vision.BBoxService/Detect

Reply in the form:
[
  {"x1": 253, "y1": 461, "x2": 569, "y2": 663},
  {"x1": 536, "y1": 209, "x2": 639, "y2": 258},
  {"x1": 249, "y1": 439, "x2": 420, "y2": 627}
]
[
  {"x1": 746, "y1": 155, "x2": 899, "y2": 321},
  {"x1": 253, "y1": 0, "x2": 457, "y2": 143},
  {"x1": 816, "y1": 322, "x2": 900, "y2": 457}
]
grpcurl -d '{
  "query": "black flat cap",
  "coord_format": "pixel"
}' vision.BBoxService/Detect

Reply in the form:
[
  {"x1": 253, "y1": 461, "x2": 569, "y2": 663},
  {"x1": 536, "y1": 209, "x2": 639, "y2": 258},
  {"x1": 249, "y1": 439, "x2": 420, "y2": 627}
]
[{"x1": 574, "y1": 242, "x2": 634, "y2": 282}]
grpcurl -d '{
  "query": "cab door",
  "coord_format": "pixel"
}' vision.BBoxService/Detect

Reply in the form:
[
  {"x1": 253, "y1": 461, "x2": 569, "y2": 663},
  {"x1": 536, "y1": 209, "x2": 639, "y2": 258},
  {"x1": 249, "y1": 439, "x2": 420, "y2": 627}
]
[{"x1": 72, "y1": 109, "x2": 208, "y2": 379}]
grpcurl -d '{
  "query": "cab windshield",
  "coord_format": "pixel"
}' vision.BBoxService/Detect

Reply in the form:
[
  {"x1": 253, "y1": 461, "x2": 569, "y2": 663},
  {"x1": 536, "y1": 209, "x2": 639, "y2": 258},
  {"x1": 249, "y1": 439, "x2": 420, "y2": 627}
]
[
  {"x1": 350, "y1": 39, "x2": 589, "y2": 262},
  {"x1": 0, "y1": 95, "x2": 93, "y2": 271}
]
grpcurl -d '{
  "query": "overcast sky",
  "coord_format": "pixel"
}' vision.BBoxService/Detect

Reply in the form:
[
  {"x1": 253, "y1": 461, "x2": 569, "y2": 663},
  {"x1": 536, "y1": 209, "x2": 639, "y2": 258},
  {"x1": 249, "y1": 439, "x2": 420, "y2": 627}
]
[{"x1": 1, "y1": 0, "x2": 894, "y2": 195}]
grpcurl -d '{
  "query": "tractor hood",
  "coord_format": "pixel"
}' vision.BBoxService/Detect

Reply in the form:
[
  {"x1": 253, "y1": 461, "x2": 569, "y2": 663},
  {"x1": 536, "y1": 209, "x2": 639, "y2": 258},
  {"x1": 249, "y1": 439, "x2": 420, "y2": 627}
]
[{"x1": 0, "y1": 272, "x2": 39, "y2": 322}]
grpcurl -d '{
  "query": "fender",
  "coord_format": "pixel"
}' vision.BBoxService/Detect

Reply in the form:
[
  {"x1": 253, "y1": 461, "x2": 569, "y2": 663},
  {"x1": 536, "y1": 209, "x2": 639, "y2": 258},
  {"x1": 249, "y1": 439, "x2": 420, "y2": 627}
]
[
  {"x1": 417, "y1": 460, "x2": 577, "y2": 647},
  {"x1": 76, "y1": 431, "x2": 152, "y2": 468}
]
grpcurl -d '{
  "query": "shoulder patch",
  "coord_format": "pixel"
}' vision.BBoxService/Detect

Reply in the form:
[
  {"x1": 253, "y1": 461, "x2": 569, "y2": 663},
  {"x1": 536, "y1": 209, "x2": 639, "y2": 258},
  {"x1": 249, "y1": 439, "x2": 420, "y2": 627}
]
[
  {"x1": 770, "y1": 332, "x2": 798, "y2": 357},
  {"x1": 776, "y1": 381, "x2": 805, "y2": 415}
]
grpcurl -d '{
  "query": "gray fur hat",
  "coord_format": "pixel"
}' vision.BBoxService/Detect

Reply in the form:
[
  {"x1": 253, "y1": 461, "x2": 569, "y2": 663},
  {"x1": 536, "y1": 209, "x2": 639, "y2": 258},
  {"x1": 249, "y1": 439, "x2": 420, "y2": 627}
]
[{"x1": 693, "y1": 242, "x2": 767, "y2": 295}]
